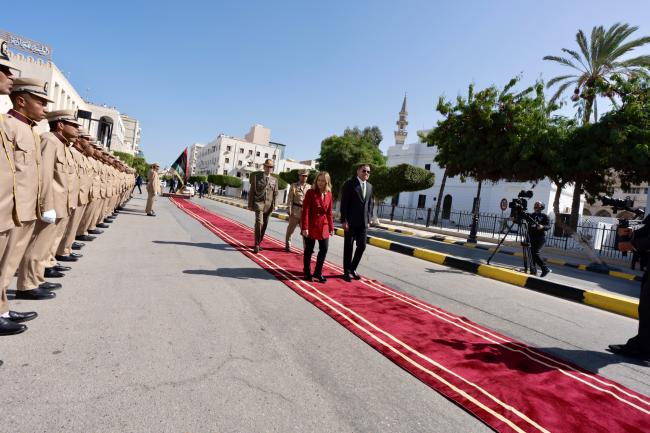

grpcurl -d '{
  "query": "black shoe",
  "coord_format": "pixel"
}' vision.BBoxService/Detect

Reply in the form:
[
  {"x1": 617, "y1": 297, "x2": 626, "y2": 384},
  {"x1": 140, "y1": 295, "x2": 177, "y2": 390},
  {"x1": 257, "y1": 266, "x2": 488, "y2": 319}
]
[
  {"x1": 608, "y1": 344, "x2": 650, "y2": 360},
  {"x1": 253, "y1": 245, "x2": 259, "y2": 254},
  {"x1": 96, "y1": 223, "x2": 109, "y2": 229},
  {"x1": 72, "y1": 242, "x2": 84, "y2": 250},
  {"x1": 55, "y1": 254, "x2": 78, "y2": 262},
  {"x1": 14, "y1": 288, "x2": 56, "y2": 300},
  {"x1": 350, "y1": 270, "x2": 361, "y2": 280},
  {"x1": 343, "y1": 273, "x2": 352, "y2": 282},
  {"x1": 70, "y1": 252, "x2": 83, "y2": 258},
  {"x1": 103, "y1": 219, "x2": 113, "y2": 224},
  {"x1": 313, "y1": 275, "x2": 327, "y2": 283},
  {"x1": 0, "y1": 318, "x2": 27, "y2": 335},
  {"x1": 76, "y1": 235, "x2": 95, "y2": 241},
  {"x1": 303, "y1": 275, "x2": 313, "y2": 282},
  {"x1": 44, "y1": 268, "x2": 65, "y2": 278},
  {"x1": 88, "y1": 229, "x2": 104, "y2": 235},
  {"x1": 39, "y1": 282, "x2": 62, "y2": 290},
  {"x1": 6, "y1": 310, "x2": 37, "y2": 323},
  {"x1": 147, "y1": 212, "x2": 156, "y2": 217},
  {"x1": 540, "y1": 268, "x2": 552, "y2": 278},
  {"x1": 52, "y1": 265, "x2": 71, "y2": 272}
]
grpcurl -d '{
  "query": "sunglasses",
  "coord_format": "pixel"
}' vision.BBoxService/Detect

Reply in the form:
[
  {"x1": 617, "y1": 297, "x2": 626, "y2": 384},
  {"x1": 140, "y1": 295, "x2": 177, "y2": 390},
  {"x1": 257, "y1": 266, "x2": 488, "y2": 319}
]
[{"x1": 361, "y1": 169, "x2": 371, "y2": 173}]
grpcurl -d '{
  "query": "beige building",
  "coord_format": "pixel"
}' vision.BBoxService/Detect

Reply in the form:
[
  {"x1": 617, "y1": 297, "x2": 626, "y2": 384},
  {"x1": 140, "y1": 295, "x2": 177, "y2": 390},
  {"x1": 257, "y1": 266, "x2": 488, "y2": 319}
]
[
  {"x1": 584, "y1": 182, "x2": 648, "y2": 218},
  {"x1": 121, "y1": 114, "x2": 141, "y2": 155}
]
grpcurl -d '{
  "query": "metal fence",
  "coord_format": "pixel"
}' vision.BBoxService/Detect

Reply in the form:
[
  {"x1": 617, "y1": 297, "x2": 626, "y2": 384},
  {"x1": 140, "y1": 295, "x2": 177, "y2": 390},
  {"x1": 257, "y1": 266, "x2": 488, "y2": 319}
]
[{"x1": 375, "y1": 203, "x2": 641, "y2": 260}]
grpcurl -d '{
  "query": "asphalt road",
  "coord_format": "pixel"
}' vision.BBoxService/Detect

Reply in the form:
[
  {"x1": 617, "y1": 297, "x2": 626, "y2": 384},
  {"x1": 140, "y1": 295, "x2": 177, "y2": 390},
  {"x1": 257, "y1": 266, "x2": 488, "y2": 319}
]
[{"x1": 1, "y1": 193, "x2": 648, "y2": 433}]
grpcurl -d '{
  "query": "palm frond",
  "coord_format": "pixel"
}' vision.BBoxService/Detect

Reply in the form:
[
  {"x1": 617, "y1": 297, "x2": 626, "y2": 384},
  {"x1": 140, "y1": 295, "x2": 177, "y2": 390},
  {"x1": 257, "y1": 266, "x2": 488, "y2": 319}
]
[
  {"x1": 601, "y1": 23, "x2": 633, "y2": 62},
  {"x1": 614, "y1": 54, "x2": 650, "y2": 68},
  {"x1": 576, "y1": 30, "x2": 591, "y2": 66},
  {"x1": 546, "y1": 74, "x2": 578, "y2": 88},
  {"x1": 542, "y1": 55, "x2": 580, "y2": 71},
  {"x1": 590, "y1": 25, "x2": 605, "y2": 67},
  {"x1": 548, "y1": 80, "x2": 577, "y2": 105},
  {"x1": 560, "y1": 48, "x2": 589, "y2": 72},
  {"x1": 609, "y1": 36, "x2": 650, "y2": 61}
]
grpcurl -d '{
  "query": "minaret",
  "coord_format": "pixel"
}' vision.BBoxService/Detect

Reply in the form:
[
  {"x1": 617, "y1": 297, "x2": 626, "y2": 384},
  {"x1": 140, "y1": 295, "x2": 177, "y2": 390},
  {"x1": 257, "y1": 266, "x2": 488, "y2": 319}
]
[{"x1": 394, "y1": 94, "x2": 408, "y2": 146}]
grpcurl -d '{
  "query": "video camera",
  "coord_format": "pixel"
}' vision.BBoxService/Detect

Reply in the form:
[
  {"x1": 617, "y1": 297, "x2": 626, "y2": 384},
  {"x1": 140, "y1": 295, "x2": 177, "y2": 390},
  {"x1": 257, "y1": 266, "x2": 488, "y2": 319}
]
[
  {"x1": 599, "y1": 195, "x2": 646, "y2": 254},
  {"x1": 509, "y1": 190, "x2": 534, "y2": 223}
]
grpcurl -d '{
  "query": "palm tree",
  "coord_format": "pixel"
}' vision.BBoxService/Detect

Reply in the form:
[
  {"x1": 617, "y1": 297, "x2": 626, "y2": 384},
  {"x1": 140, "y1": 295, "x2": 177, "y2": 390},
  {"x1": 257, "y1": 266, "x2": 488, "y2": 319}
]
[
  {"x1": 544, "y1": 23, "x2": 650, "y2": 228},
  {"x1": 544, "y1": 23, "x2": 650, "y2": 124}
]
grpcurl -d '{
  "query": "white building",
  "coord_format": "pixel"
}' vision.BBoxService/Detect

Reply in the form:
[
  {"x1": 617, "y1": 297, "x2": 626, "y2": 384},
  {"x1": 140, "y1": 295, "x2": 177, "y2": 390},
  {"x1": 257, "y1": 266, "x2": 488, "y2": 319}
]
[
  {"x1": 0, "y1": 30, "x2": 141, "y2": 155},
  {"x1": 278, "y1": 158, "x2": 317, "y2": 172},
  {"x1": 385, "y1": 96, "x2": 579, "y2": 218},
  {"x1": 188, "y1": 143, "x2": 205, "y2": 176}
]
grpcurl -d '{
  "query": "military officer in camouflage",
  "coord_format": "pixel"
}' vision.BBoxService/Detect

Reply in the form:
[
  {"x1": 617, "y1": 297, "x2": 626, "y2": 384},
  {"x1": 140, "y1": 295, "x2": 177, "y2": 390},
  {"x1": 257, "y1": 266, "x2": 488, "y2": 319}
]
[{"x1": 248, "y1": 158, "x2": 278, "y2": 253}]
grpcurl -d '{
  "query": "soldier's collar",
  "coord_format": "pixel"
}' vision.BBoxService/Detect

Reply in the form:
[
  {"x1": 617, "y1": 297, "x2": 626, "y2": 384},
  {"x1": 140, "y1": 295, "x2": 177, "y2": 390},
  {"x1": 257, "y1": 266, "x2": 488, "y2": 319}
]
[
  {"x1": 53, "y1": 131, "x2": 69, "y2": 145},
  {"x1": 8, "y1": 109, "x2": 36, "y2": 126}
]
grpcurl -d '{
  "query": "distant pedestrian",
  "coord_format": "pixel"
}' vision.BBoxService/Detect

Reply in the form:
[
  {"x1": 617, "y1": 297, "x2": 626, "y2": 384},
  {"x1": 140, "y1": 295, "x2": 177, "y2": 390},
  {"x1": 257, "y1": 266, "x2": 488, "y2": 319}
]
[
  {"x1": 133, "y1": 174, "x2": 143, "y2": 195},
  {"x1": 301, "y1": 172, "x2": 334, "y2": 283},
  {"x1": 527, "y1": 201, "x2": 551, "y2": 277}
]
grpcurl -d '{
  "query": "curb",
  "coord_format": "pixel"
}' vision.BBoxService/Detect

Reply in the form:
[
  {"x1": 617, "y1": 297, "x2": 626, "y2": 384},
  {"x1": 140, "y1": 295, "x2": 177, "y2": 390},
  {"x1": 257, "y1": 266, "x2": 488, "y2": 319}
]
[
  {"x1": 374, "y1": 225, "x2": 643, "y2": 283},
  {"x1": 204, "y1": 196, "x2": 639, "y2": 319}
]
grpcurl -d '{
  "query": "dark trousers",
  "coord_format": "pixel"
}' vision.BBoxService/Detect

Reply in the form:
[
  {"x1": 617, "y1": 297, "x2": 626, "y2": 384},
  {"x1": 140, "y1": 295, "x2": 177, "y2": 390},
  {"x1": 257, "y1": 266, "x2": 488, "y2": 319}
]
[
  {"x1": 343, "y1": 226, "x2": 367, "y2": 273},
  {"x1": 627, "y1": 272, "x2": 650, "y2": 351},
  {"x1": 133, "y1": 184, "x2": 142, "y2": 194},
  {"x1": 254, "y1": 209, "x2": 271, "y2": 246},
  {"x1": 304, "y1": 237, "x2": 329, "y2": 277},
  {"x1": 530, "y1": 237, "x2": 547, "y2": 272}
]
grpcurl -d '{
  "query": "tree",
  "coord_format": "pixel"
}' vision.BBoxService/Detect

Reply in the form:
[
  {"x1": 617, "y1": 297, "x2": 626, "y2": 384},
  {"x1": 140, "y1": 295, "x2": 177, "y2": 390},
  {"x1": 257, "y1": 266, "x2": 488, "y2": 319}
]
[
  {"x1": 188, "y1": 175, "x2": 207, "y2": 184},
  {"x1": 279, "y1": 168, "x2": 319, "y2": 185},
  {"x1": 207, "y1": 174, "x2": 221, "y2": 184},
  {"x1": 544, "y1": 23, "x2": 650, "y2": 228},
  {"x1": 112, "y1": 151, "x2": 134, "y2": 167},
  {"x1": 372, "y1": 164, "x2": 435, "y2": 201},
  {"x1": 343, "y1": 126, "x2": 383, "y2": 146},
  {"x1": 430, "y1": 78, "x2": 553, "y2": 241},
  {"x1": 317, "y1": 134, "x2": 386, "y2": 199}
]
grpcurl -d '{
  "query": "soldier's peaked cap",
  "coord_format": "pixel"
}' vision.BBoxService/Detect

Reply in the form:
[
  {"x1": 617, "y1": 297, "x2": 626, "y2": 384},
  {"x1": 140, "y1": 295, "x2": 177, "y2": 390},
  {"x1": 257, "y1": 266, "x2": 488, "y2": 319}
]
[
  {"x1": 0, "y1": 39, "x2": 20, "y2": 72},
  {"x1": 11, "y1": 77, "x2": 54, "y2": 103},
  {"x1": 46, "y1": 109, "x2": 82, "y2": 126}
]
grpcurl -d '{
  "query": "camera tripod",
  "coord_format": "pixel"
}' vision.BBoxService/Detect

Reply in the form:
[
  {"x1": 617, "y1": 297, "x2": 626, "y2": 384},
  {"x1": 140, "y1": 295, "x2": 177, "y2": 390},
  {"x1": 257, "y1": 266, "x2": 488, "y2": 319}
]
[{"x1": 487, "y1": 216, "x2": 537, "y2": 275}]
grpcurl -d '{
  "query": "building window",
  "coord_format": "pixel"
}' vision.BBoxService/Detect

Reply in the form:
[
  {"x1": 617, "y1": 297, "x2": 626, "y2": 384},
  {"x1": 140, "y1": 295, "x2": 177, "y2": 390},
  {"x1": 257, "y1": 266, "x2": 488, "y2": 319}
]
[
  {"x1": 272, "y1": 154, "x2": 276, "y2": 160},
  {"x1": 248, "y1": 150, "x2": 253, "y2": 155},
  {"x1": 239, "y1": 148, "x2": 244, "y2": 153},
  {"x1": 225, "y1": 158, "x2": 230, "y2": 163},
  {"x1": 245, "y1": 173, "x2": 250, "y2": 178},
  {"x1": 226, "y1": 145, "x2": 231, "y2": 151},
  {"x1": 417, "y1": 195, "x2": 426, "y2": 208},
  {"x1": 425, "y1": 163, "x2": 431, "y2": 171},
  {"x1": 236, "y1": 172, "x2": 241, "y2": 178},
  {"x1": 223, "y1": 170, "x2": 228, "y2": 175},
  {"x1": 238, "y1": 160, "x2": 242, "y2": 166},
  {"x1": 264, "y1": 153, "x2": 268, "y2": 158},
  {"x1": 256, "y1": 151, "x2": 260, "y2": 157}
]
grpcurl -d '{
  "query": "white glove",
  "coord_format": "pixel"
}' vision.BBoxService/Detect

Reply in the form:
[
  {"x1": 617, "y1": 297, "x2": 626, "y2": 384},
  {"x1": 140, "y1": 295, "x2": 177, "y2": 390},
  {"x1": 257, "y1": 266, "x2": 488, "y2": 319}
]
[{"x1": 41, "y1": 209, "x2": 57, "y2": 224}]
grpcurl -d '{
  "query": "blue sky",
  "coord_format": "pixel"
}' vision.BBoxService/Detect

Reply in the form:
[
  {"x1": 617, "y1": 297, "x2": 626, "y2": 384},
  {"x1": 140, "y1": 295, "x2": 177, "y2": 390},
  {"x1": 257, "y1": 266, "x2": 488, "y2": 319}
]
[{"x1": 5, "y1": 0, "x2": 650, "y2": 166}]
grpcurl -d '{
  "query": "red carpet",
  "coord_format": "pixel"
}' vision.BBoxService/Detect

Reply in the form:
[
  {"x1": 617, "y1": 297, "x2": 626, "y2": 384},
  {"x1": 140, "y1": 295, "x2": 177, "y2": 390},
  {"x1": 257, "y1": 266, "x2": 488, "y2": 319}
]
[{"x1": 171, "y1": 197, "x2": 650, "y2": 433}]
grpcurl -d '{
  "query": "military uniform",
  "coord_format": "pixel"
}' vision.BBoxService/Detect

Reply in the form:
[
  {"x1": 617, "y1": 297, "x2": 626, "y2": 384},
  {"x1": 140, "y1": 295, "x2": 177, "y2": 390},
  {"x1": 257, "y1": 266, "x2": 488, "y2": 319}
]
[
  {"x1": 285, "y1": 170, "x2": 311, "y2": 251},
  {"x1": 0, "y1": 78, "x2": 56, "y2": 304},
  {"x1": 248, "y1": 159, "x2": 278, "y2": 252},
  {"x1": 145, "y1": 164, "x2": 161, "y2": 215}
]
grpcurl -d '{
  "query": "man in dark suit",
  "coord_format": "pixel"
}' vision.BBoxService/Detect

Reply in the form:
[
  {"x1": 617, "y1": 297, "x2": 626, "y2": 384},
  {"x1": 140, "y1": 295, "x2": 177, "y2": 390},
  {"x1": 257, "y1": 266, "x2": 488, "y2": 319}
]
[{"x1": 339, "y1": 163, "x2": 373, "y2": 282}]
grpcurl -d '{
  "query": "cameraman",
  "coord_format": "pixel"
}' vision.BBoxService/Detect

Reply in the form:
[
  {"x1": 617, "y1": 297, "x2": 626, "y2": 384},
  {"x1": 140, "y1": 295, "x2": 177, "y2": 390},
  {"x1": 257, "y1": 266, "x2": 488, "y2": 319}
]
[
  {"x1": 609, "y1": 221, "x2": 650, "y2": 360},
  {"x1": 527, "y1": 201, "x2": 551, "y2": 277}
]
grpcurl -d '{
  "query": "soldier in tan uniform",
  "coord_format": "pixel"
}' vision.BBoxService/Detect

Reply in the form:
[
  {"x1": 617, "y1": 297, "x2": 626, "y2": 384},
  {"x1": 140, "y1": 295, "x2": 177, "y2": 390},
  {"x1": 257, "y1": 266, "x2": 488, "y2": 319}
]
[
  {"x1": 284, "y1": 169, "x2": 311, "y2": 251},
  {"x1": 16, "y1": 110, "x2": 80, "y2": 294},
  {"x1": 248, "y1": 159, "x2": 278, "y2": 253},
  {"x1": 0, "y1": 40, "x2": 38, "y2": 335},
  {"x1": 0, "y1": 77, "x2": 55, "y2": 307},
  {"x1": 76, "y1": 141, "x2": 103, "y2": 241},
  {"x1": 145, "y1": 162, "x2": 161, "y2": 216}
]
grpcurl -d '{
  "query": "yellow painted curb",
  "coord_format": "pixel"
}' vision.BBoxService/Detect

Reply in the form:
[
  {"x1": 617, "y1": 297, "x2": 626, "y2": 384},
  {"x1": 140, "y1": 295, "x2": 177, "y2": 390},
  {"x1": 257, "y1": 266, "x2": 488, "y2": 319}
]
[
  {"x1": 463, "y1": 243, "x2": 477, "y2": 249},
  {"x1": 413, "y1": 248, "x2": 446, "y2": 265},
  {"x1": 608, "y1": 271, "x2": 637, "y2": 281},
  {"x1": 477, "y1": 265, "x2": 528, "y2": 287},
  {"x1": 578, "y1": 264, "x2": 587, "y2": 271},
  {"x1": 369, "y1": 237, "x2": 392, "y2": 249},
  {"x1": 443, "y1": 239, "x2": 456, "y2": 244},
  {"x1": 545, "y1": 258, "x2": 566, "y2": 265},
  {"x1": 583, "y1": 291, "x2": 639, "y2": 319}
]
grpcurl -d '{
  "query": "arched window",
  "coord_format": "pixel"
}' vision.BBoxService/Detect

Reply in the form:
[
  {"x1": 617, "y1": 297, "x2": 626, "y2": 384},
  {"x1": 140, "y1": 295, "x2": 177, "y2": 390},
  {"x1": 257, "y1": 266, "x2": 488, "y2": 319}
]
[
  {"x1": 97, "y1": 116, "x2": 113, "y2": 148},
  {"x1": 442, "y1": 194, "x2": 453, "y2": 219}
]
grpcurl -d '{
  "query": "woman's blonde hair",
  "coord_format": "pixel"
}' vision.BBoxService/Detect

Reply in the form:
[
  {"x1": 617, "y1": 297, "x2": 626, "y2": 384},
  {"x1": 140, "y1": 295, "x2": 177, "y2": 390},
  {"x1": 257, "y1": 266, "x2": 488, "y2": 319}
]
[{"x1": 313, "y1": 171, "x2": 332, "y2": 193}]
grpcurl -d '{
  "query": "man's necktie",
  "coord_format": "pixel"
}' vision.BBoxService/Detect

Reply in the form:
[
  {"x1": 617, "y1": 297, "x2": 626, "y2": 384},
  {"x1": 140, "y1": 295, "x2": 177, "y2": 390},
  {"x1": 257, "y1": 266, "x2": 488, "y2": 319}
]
[{"x1": 361, "y1": 182, "x2": 366, "y2": 199}]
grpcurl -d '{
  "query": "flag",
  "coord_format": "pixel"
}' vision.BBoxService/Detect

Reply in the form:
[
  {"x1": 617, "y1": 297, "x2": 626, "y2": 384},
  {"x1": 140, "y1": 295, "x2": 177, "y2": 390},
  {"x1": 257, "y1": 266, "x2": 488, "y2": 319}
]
[{"x1": 170, "y1": 147, "x2": 189, "y2": 187}]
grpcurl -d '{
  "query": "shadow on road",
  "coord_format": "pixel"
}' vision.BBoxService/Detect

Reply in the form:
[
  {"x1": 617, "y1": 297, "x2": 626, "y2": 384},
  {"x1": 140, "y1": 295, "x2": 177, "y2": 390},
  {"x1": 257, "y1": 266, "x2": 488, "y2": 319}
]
[
  {"x1": 153, "y1": 240, "x2": 235, "y2": 251},
  {"x1": 431, "y1": 338, "x2": 649, "y2": 372},
  {"x1": 183, "y1": 267, "x2": 281, "y2": 280}
]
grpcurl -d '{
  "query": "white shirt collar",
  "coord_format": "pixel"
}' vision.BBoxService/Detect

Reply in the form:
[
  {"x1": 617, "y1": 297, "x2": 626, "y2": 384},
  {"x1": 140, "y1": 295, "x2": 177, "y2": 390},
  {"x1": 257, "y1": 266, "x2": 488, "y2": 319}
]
[{"x1": 357, "y1": 176, "x2": 365, "y2": 185}]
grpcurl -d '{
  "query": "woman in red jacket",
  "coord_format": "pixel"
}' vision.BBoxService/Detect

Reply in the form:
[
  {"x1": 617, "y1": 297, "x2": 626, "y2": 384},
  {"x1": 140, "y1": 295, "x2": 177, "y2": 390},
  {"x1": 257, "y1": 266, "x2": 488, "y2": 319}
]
[{"x1": 301, "y1": 171, "x2": 334, "y2": 282}]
